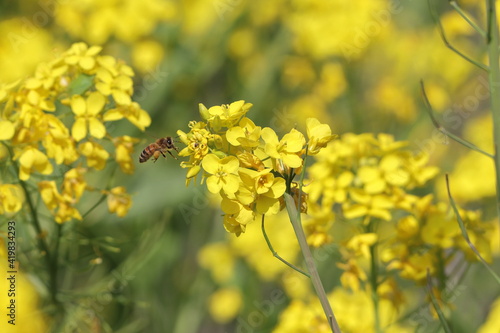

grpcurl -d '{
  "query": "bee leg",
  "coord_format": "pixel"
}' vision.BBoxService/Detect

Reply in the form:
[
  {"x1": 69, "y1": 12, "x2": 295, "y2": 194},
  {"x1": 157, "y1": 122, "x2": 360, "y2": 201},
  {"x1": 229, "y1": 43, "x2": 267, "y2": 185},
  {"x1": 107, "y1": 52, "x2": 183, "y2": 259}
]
[{"x1": 166, "y1": 150, "x2": 177, "y2": 160}]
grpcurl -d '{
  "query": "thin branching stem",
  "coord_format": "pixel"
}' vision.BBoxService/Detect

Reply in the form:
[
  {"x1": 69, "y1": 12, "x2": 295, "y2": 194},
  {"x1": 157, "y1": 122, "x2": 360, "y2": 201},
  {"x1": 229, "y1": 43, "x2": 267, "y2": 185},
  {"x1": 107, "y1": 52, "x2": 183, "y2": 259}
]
[
  {"x1": 82, "y1": 165, "x2": 117, "y2": 218},
  {"x1": 445, "y1": 175, "x2": 500, "y2": 283},
  {"x1": 429, "y1": 0, "x2": 489, "y2": 71},
  {"x1": 420, "y1": 81, "x2": 494, "y2": 158},
  {"x1": 261, "y1": 215, "x2": 310, "y2": 277},
  {"x1": 449, "y1": 1, "x2": 487, "y2": 38},
  {"x1": 426, "y1": 269, "x2": 453, "y2": 333}
]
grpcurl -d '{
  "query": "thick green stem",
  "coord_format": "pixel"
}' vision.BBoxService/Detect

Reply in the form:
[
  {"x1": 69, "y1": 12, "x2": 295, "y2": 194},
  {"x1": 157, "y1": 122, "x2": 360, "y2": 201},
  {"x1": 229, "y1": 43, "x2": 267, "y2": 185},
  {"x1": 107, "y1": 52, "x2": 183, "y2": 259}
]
[
  {"x1": 367, "y1": 221, "x2": 381, "y2": 333},
  {"x1": 487, "y1": 0, "x2": 500, "y2": 224},
  {"x1": 284, "y1": 193, "x2": 341, "y2": 333},
  {"x1": 369, "y1": 244, "x2": 381, "y2": 333}
]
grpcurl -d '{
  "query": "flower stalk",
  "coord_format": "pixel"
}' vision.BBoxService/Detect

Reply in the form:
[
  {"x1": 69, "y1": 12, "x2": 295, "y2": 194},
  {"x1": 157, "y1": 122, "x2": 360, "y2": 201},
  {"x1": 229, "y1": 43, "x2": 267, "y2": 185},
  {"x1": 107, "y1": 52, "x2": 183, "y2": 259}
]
[
  {"x1": 284, "y1": 192, "x2": 341, "y2": 333},
  {"x1": 486, "y1": 0, "x2": 500, "y2": 226}
]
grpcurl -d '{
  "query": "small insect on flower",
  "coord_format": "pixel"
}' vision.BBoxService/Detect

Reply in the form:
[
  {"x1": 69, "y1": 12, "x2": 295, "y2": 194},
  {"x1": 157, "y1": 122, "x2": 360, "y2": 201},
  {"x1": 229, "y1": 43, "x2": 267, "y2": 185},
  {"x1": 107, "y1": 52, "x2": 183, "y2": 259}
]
[{"x1": 139, "y1": 137, "x2": 179, "y2": 163}]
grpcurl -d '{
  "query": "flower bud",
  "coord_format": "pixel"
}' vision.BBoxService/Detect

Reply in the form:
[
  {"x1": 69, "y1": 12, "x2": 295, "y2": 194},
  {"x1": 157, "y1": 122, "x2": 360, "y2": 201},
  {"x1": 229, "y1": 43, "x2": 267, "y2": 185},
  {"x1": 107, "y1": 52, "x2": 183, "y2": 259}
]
[{"x1": 199, "y1": 103, "x2": 210, "y2": 121}]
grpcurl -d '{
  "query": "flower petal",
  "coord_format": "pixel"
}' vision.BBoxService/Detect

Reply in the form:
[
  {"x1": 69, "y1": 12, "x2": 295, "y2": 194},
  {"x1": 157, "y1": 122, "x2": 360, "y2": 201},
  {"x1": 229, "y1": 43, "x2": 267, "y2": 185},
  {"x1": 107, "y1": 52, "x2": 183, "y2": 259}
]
[
  {"x1": 88, "y1": 118, "x2": 106, "y2": 139},
  {"x1": 72, "y1": 118, "x2": 88, "y2": 141},
  {"x1": 202, "y1": 154, "x2": 221, "y2": 174},
  {"x1": 206, "y1": 176, "x2": 222, "y2": 193},
  {"x1": 70, "y1": 95, "x2": 86, "y2": 115},
  {"x1": 86, "y1": 92, "x2": 106, "y2": 115},
  {"x1": 0, "y1": 120, "x2": 15, "y2": 140}
]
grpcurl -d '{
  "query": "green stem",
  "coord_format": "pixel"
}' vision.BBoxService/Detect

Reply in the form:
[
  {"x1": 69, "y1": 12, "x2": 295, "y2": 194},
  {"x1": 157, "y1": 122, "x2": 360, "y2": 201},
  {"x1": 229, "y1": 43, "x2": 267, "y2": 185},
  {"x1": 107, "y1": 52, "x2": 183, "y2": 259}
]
[
  {"x1": 19, "y1": 180, "x2": 58, "y2": 304},
  {"x1": 446, "y1": 175, "x2": 500, "y2": 284},
  {"x1": 369, "y1": 246, "x2": 381, "y2": 333},
  {"x1": 284, "y1": 193, "x2": 341, "y2": 333},
  {"x1": 421, "y1": 80, "x2": 494, "y2": 159},
  {"x1": 261, "y1": 215, "x2": 310, "y2": 277},
  {"x1": 429, "y1": 0, "x2": 488, "y2": 71},
  {"x1": 2, "y1": 143, "x2": 60, "y2": 306},
  {"x1": 82, "y1": 194, "x2": 107, "y2": 218},
  {"x1": 20, "y1": 174, "x2": 60, "y2": 306},
  {"x1": 436, "y1": 249, "x2": 447, "y2": 292},
  {"x1": 426, "y1": 270, "x2": 453, "y2": 333},
  {"x1": 487, "y1": 0, "x2": 500, "y2": 231},
  {"x1": 449, "y1": 1, "x2": 487, "y2": 38},
  {"x1": 368, "y1": 222, "x2": 381, "y2": 333}
]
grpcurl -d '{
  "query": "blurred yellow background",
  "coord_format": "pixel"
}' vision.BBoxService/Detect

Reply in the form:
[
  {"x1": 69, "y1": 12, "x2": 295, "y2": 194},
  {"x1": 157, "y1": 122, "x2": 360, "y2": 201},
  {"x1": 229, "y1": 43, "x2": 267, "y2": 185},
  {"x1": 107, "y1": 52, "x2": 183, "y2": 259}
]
[{"x1": 1, "y1": 0, "x2": 499, "y2": 332}]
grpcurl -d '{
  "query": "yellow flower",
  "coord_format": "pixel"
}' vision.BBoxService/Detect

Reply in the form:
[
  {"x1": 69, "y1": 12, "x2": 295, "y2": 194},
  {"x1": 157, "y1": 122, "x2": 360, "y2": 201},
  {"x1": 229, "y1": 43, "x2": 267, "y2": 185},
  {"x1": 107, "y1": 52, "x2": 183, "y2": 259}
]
[
  {"x1": 103, "y1": 101, "x2": 151, "y2": 131},
  {"x1": 62, "y1": 168, "x2": 87, "y2": 201},
  {"x1": 337, "y1": 258, "x2": 368, "y2": 292},
  {"x1": 198, "y1": 242, "x2": 235, "y2": 283},
  {"x1": 208, "y1": 288, "x2": 243, "y2": 324},
  {"x1": 78, "y1": 141, "x2": 110, "y2": 170},
  {"x1": 396, "y1": 215, "x2": 420, "y2": 240},
  {"x1": 70, "y1": 92, "x2": 107, "y2": 141},
  {"x1": 0, "y1": 184, "x2": 24, "y2": 215},
  {"x1": 202, "y1": 154, "x2": 240, "y2": 195},
  {"x1": 387, "y1": 251, "x2": 435, "y2": 282},
  {"x1": 226, "y1": 117, "x2": 261, "y2": 148},
  {"x1": 64, "y1": 43, "x2": 102, "y2": 72},
  {"x1": 261, "y1": 127, "x2": 305, "y2": 169},
  {"x1": 38, "y1": 181, "x2": 82, "y2": 223},
  {"x1": 0, "y1": 120, "x2": 15, "y2": 140},
  {"x1": 95, "y1": 58, "x2": 134, "y2": 105},
  {"x1": 24, "y1": 60, "x2": 68, "y2": 92},
  {"x1": 177, "y1": 121, "x2": 211, "y2": 161},
  {"x1": 38, "y1": 181, "x2": 61, "y2": 211},
  {"x1": 221, "y1": 196, "x2": 256, "y2": 236},
  {"x1": 201, "y1": 100, "x2": 253, "y2": 131},
  {"x1": 420, "y1": 203, "x2": 461, "y2": 248},
  {"x1": 132, "y1": 39, "x2": 165, "y2": 74},
  {"x1": 306, "y1": 117, "x2": 337, "y2": 155},
  {"x1": 54, "y1": 202, "x2": 83, "y2": 223},
  {"x1": 357, "y1": 165, "x2": 387, "y2": 194},
  {"x1": 343, "y1": 189, "x2": 394, "y2": 221},
  {"x1": 17, "y1": 146, "x2": 53, "y2": 180},
  {"x1": 105, "y1": 186, "x2": 132, "y2": 217},
  {"x1": 377, "y1": 277, "x2": 405, "y2": 311},
  {"x1": 345, "y1": 233, "x2": 378, "y2": 259},
  {"x1": 113, "y1": 136, "x2": 139, "y2": 174},
  {"x1": 223, "y1": 214, "x2": 247, "y2": 236},
  {"x1": 42, "y1": 115, "x2": 79, "y2": 165},
  {"x1": 24, "y1": 88, "x2": 55, "y2": 112},
  {"x1": 237, "y1": 168, "x2": 286, "y2": 215}
]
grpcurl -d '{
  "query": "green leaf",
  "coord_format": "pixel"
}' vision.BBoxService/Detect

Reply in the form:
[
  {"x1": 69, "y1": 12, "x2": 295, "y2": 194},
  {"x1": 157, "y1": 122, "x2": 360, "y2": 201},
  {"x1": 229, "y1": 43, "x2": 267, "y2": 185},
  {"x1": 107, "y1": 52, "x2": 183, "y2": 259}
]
[{"x1": 68, "y1": 74, "x2": 95, "y2": 96}]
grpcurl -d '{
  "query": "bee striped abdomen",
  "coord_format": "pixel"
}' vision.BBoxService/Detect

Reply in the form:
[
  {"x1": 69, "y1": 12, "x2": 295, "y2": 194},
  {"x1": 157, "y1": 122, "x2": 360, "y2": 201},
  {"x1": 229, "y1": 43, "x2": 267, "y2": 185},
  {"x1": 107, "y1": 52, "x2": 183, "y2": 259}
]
[{"x1": 139, "y1": 145, "x2": 156, "y2": 163}]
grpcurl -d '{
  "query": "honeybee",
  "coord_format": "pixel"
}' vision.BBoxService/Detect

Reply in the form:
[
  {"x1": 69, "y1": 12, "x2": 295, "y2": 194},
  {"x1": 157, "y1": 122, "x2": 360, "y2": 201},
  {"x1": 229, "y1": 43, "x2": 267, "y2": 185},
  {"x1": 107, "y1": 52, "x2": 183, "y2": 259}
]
[{"x1": 139, "y1": 136, "x2": 179, "y2": 163}]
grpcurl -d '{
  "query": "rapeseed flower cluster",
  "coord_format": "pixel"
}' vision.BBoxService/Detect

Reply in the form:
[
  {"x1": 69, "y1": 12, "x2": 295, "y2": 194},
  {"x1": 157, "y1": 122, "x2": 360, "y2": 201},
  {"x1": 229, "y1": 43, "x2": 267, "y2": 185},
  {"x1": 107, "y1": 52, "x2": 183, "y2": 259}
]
[
  {"x1": 197, "y1": 130, "x2": 497, "y2": 330},
  {"x1": 0, "y1": 42, "x2": 148, "y2": 223},
  {"x1": 177, "y1": 101, "x2": 336, "y2": 236},
  {"x1": 304, "y1": 133, "x2": 496, "y2": 307}
]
